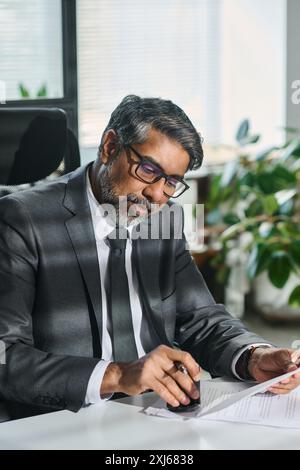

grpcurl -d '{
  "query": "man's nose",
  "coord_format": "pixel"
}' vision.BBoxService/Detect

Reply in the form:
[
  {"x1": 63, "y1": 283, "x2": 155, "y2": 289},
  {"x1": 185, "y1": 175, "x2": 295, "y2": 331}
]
[{"x1": 142, "y1": 178, "x2": 167, "y2": 204}]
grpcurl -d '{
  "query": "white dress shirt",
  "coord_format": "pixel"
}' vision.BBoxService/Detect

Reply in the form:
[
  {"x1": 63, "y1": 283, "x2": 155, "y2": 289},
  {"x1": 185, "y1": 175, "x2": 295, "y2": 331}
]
[
  {"x1": 84, "y1": 172, "x2": 270, "y2": 404},
  {"x1": 85, "y1": 172, "x2": 150, "y2": 404}
]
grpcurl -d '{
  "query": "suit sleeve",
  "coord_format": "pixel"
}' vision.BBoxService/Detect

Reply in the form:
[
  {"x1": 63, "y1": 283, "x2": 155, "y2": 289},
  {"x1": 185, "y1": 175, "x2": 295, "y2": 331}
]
[
  {"x1": 174, "y1": 234, "x2": 268, "y2": 379},
  {"x1": 0, "y1": 197, "x2": 99, "y2": 412}
]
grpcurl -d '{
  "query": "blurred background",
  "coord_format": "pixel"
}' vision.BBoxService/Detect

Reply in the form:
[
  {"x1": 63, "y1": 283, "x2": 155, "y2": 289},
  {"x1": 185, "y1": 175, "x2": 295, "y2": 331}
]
[{"x1": 0, "y1": 0, "x2": 300, "y2": 347}]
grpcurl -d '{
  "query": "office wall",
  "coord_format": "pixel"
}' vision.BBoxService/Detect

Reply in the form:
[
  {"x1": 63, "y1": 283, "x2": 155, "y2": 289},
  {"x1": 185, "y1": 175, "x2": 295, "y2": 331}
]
[{"x1": 220, "y1": 0, "x2": 286, "y2": 147}]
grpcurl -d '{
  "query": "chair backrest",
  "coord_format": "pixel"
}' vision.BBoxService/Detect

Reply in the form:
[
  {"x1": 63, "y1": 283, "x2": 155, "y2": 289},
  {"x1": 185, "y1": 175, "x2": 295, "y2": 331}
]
[{"x1": 0, "y1": 107, "x2": 80, "y2": 187}]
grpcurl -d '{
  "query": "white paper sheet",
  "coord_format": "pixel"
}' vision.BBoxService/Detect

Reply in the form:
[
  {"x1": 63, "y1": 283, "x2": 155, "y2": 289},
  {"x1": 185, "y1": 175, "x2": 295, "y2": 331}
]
[
  {"x1": 144, "y1": 367, "x2": 300, "y2": 427},
  {"x1": 201, "y1": 382, "x2": 300, "y2": 428}
]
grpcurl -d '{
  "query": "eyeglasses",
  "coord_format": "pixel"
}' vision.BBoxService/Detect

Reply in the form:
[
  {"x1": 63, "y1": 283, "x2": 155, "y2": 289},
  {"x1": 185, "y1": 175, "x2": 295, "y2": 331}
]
[{"x1": 126, "y1": 145, "x2": 190, "y2": 198}]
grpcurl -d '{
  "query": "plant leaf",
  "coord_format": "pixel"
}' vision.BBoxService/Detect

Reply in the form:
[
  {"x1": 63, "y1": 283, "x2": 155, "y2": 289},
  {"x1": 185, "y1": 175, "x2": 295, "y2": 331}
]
[
  {"x1": 256, "y1": 165, "x2": 296, "y2": 194},
  {"x1": 18, "y1": 83, "x2": 30, "y2": 98},
  {"x1": 216, "y1": 266, "x2": 230, "y2": 285},
  {"x1": 272, "y1": 164, "x2": 296, "y2": 184},
  {"x1": 275, "y1": 188, "x2": 297, "y2": 206},
  {"x1": 258, "y1": 222, "x2": 275, "y2": 238},
  {"x1": 278, "y1": 199, "x2": 294, "y2": 216},
  {"x1": 247, "y1": 243, "x2": 270, "y2": 278},
  {"x1": 280, "y1": 127, "x2": 300, "y2": 134},
  {"x1": 291, "y1": 159, "x2": 300, "y2": 172},
  {"x1": 253, "y1": 146, "x2": 277, "y2": 162},
  {"x1": 261, "y1": 194, "x2": 279, "y2": 216},
  {"x1": 281, "y1": 139, "x2": 300, "y2": 160},
  {"x1": 268, "y1": 252, "x2": 291, "y2": 288},
  {"x1": 36, "y1": 83, "x2": 47, "y2": 97},
  {"x1": 239, "y1": 134, "x2": 260, "y2": 146},
  {"x1": 288, "y1": 286, "x2": 300, "y2": 308},
  {"x1": 223, "y1": 213, "x2": 241, "y2": 225},
  {"x1": 220, "y1": 159, "x2": 238, "y2": 188},
  {"x1": 240, "y1": 171, "x2": 255, "y2": 187},
  {"x1": 206, "y1": 208, "x2": 223, "y2": 226},
  {"x1": 221, "y1": 222, "x2": 244, "y2": 241},
  {"x1": 245, "y1": 199, "x2": 263, "y2": 217},
  {"x1": 208, "y1": 175, "x2": 222, "y2": 204},
  {"x1": 257, "y1": 173, "x2": 276, "y2": 194},
  {"x1": 236, "y1": 119, "x2": 249, "y2": 143},
  {"x1": 291, "y1": 240, "x2": 300, "y2": 266}
]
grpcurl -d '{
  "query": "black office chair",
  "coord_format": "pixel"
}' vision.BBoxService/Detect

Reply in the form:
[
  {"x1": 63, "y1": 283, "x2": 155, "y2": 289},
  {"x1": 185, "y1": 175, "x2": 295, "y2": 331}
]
[
  {"x1": 0, "y1": 107, "x2": 81, "y2": 421},
  {"x1": 0, "y1": 107, "x2": 80, "y2": 197}
]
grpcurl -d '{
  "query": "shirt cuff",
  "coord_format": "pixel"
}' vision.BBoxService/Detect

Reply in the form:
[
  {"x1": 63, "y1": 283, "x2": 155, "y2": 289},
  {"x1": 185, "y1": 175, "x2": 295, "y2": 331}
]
[
  {"x1": 232, "y1": 343, "x2": 273, "y2": 381},
  {"x1": 84, "y1": 360, "x2": 113, "y2": 405}
]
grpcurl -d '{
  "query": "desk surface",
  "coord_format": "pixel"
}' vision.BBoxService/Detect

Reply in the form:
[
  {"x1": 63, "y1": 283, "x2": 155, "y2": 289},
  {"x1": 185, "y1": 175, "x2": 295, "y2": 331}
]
[{"x1": 0, "y1": 393, "x2": 299, "y2": 450}]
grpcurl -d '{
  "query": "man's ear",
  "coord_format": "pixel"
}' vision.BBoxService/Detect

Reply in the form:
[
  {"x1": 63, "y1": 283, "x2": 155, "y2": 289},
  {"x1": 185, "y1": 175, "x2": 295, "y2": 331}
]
[{"x1": 101, "y1": 129, "x2": 120, "y2": 164}]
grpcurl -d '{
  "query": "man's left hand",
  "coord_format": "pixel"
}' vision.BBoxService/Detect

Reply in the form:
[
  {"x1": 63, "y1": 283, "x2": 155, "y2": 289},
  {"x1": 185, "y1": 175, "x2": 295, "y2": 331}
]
[{"x1": 248, "y1": 347, "x2": 300, "y2": 394}]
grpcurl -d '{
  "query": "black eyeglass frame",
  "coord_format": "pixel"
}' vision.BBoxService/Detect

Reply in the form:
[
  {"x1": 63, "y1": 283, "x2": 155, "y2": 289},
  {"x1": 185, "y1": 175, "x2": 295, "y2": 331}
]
[{"x1": 126, "y1": 145, "x2": 190, "y2": 198}]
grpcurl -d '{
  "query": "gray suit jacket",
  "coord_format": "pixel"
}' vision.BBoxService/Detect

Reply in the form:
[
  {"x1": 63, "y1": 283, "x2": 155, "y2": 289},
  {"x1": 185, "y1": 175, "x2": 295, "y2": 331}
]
[{"x1": 0, "y1": 164, "x2": 265, "y2": 420}]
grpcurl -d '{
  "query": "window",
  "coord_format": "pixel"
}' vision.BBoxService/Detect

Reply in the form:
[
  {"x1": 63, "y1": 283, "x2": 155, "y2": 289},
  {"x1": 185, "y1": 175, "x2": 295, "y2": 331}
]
[
  {"x1": 77, "y1": 0, "x2": 222, "y2": 158},
  {"x1": 0, "y1": 0, "x2": 78, "y2": 136},
  {"x1": 0, "y1": 0, "x2": 63, "y2": 101},
  {"x1": 77, "y1": 0, "x2": 286, "y2": 165}
]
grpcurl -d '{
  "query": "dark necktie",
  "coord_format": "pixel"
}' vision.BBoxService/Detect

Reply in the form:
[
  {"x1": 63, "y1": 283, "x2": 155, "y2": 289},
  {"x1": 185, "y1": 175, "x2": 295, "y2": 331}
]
[{"x1": 107, "y1": 230, "x2": 139, "y2": 362}]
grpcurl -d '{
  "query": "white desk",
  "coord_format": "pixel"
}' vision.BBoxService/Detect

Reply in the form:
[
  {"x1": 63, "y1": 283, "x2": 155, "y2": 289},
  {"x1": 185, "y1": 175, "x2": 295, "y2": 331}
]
[{"x1": 0, "y1": 393, "x2": 299, "y2": 450}]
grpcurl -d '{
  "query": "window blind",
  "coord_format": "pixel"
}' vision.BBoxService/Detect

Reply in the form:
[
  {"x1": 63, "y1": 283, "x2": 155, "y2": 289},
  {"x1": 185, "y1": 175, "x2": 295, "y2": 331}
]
[
  {"x1": 77, "y1": 0, "x2": 222, "y2": 150},
  {"x1": 0, "y1": 0, "x2": 63, "y2": 101}
]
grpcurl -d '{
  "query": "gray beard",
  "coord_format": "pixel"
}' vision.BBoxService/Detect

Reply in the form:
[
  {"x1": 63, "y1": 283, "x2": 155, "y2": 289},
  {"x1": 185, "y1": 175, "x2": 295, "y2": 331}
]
[
  {"x1": 99, "y1": 166, "x2": 119, "y2": 208},
  {"x1": 99, "y1": 166, "x2": 152, "y2": 227}
]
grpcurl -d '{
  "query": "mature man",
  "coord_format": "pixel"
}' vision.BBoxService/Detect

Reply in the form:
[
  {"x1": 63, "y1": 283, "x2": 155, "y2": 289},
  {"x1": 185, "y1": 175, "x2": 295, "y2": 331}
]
[{"x1": 0, "y1": 95, "x2": 299, "y2": 420}]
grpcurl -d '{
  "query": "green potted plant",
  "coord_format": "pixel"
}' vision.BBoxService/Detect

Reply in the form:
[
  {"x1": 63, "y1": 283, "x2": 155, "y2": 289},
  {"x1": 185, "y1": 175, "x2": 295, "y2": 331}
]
[
  {"x1": 18, "y1": 82, "x2": 48, "y2": 99},
  {"x1": 205, "y1": 121, "x2": 300, "y2": 320}
]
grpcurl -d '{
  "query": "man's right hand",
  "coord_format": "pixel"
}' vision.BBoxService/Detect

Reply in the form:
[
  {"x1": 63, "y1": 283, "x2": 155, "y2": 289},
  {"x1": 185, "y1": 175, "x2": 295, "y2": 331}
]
[{"x1": 100, "y1": 345, "x2": 201, "y2": 407}]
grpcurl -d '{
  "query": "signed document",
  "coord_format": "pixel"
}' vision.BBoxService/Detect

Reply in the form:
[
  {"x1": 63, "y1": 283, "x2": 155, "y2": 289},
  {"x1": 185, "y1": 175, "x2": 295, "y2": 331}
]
[{"x1": 144, "y1": 367, "x2": 300, "y2": 428}]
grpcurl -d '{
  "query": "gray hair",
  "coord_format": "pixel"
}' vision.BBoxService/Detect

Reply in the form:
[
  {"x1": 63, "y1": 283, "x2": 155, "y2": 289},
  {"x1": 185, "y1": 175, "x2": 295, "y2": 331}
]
[{"x1": 98, "y1": 95, "x2": 204, "y2": 170}]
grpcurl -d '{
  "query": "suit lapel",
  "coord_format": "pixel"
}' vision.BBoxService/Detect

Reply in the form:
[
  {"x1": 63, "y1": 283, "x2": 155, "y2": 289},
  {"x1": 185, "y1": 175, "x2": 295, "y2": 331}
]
[
  {"x1": 62, "y1": 165, "x2": 170, "y2": 351},
  {"x1": 63, "y1": 165, "x2": 103, "y2": 353}
]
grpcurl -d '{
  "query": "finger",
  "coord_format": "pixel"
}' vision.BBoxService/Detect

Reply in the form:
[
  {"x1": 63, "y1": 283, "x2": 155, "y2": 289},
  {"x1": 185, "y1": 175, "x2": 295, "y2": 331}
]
[
  {"x1": 269, "y1": 388, "x2": 290, "y2": 395},
  {"x1": 152, "y1": 379, "x2": 180, "y2": 408},
  {"x1": 287, "y1": 363, "x2": 298, "y2": 372},
  {"x1": 259, "y1": 367, "x2": 299, "y2": 384},
  {"x1": 291, "y1": 350, "x2": 300, "y2": 364},
  {"x1": 163, "y1": 360, "x2": 200, "y2": 400},
  {"x1": 270, "y1": 384, "x2": 294, "y2": 391},
  {"x1": 268, "y1": 388, "x2": 291, "y2": 395},
  {"x1": 268, "y1": 382, "x2": 296, "y2": 392},
  {"x1": 275, "y1": 349, "x2": 297, "y2": 370},
  {"x1": 172, "y1": 369, "x2": 200, "y2": 400},
  {"x1": 284, "y1": 376, "x2": 300, "y2": 387},
  {"x1": 280, "y1": 378, "x2": 291, "y2": 384},
  {"x1": 169, "y1": 350, "x2": 201, "y2": 381},
  {"x1": 280, "y1": 374, "x2": 300, "y2": 384},
  {"x1": 160, "y1": 374, "x2": 191, "y2": 405},
  {"x1": 259, "y1": 349, "x2": 299, "y2": 376}
]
